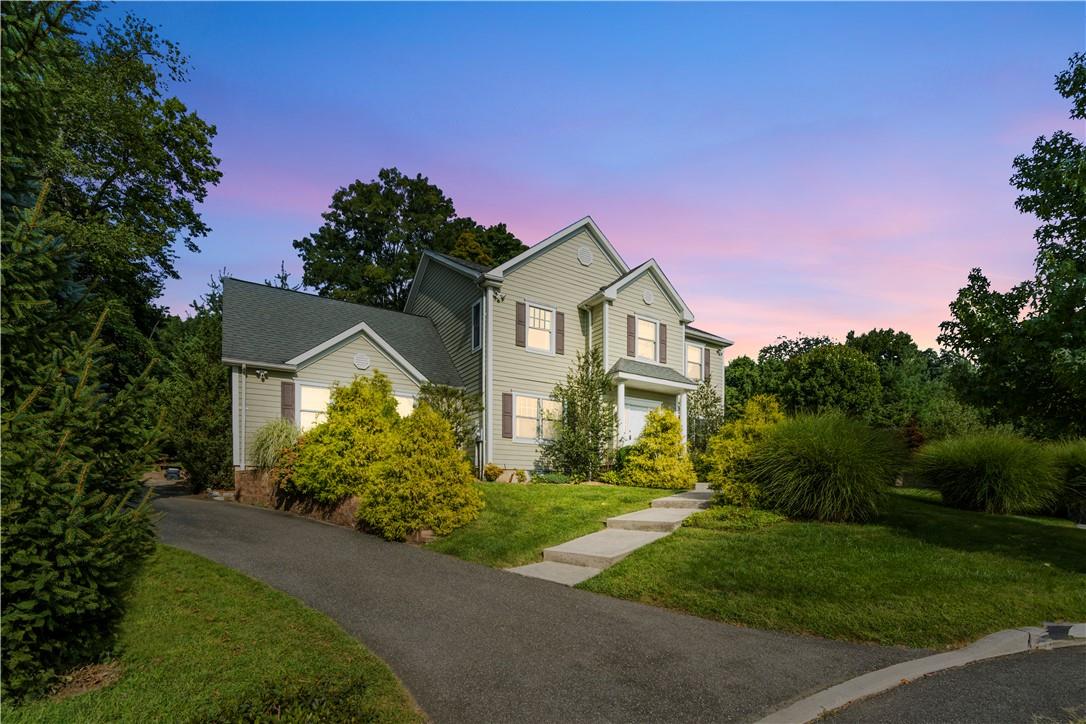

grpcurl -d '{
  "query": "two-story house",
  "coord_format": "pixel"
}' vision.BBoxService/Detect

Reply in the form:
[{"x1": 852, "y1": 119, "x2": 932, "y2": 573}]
[{"x1": 222, "y1": 216, "x2": 732, "y2": 480}]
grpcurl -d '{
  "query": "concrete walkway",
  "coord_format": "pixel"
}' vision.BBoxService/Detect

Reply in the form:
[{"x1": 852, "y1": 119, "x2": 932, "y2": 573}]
[
  {"x1": 155, "y1": 495, "x2": 920, "y2": 724},
  {"x1": 509, "y1": 483, "x2": 712, "y2": 585}
]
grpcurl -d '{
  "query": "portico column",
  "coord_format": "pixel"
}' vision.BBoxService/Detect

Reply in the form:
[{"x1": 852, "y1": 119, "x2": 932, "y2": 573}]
[
  {"x1": 679, "y1": 392, "x2": 688, "y2": 444},
  {"x1": 616, "y1": 381, "x2": 626, "y2": 444}
]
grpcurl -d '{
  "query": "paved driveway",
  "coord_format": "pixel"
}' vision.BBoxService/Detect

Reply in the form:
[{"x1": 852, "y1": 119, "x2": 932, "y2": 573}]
[{"x1": 156, "y1": 497, "x2": 921, "y2": 723}]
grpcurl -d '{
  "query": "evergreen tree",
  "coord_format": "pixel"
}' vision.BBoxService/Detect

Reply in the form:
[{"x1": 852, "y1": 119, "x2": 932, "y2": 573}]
[{"x1": 540, "y1": 347, "x2": 616, "y2": 480}]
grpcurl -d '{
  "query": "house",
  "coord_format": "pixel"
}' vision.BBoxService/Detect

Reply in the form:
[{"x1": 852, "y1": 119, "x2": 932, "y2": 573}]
[{"x1": 222, "y1": 216, "x2": 732, "y2": 479}]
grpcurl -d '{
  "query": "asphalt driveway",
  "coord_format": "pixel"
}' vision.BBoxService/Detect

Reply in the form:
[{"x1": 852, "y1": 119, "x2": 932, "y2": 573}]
[{"x1": 156, "y1": 496, "x2": 921, "y2": 723}]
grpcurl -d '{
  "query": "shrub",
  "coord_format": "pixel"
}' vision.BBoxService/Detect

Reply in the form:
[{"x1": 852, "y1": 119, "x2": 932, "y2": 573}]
[
  {"x1": 251, "y1": 418, "x2": 300, "y2": 470},
  {"x1": 705, "y1": 395, "x2": 785, "y2": 506},
  {"x1": 612, "y1": 445, "x2": 635, "y2": 472},
  {"x1": 618, "y1": 408, "x2": 697, "y2": 489},
  {"x1": 599, "y1": 470, "x2": 620, "y2": 485},
  {"x1": 356, "y1": 404, "x2": 484, "y2": 540},
  {"x1": 483, "y1": 463, "x2": 503, "y2": 482},
  {"x1": 780, "y1": 344, "x2": 882, "y2": 418},
  {"x1": 532, "y1": 471, "x2": 571, "y2": 484},
  {"x1": 417, "y1": 383, "x2": 483, "y2": 454},
  {"x1": 748, "y1": 413, "x2": 908, "y2": 522},
  {"x1": 912, "y1": 431, "x2": 1060, "y2": 515},
  {"x1": 683, "y1": 506, "x2": 786, "y2": 531},
  {"x1": 539, "y1": 347, "x2": 616, "y2": 480},
  {"x1": 514, "y1": 469, "x2": 528, "y2": 483},
  {"x1": 287, "y1": 374, "x2": 399, "y2": 504},
  {"x1": 915, "y1": 388, "x2": 985, "y2": 442},
  {"x1": 1049, "y1": 439, "x2": 1086, "y2": 521}
]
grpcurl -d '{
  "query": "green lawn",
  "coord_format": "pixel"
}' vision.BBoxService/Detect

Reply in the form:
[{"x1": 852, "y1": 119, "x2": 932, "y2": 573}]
[
  {"x1": 427, "y1": 482, "x2": 665, "y2": 567},
  {"x1": 4, "y1": 546, "x2": 422, "y2": 724},
  {"x1": 579, "y1": 488, "x2": 1086, "y2": 649}
]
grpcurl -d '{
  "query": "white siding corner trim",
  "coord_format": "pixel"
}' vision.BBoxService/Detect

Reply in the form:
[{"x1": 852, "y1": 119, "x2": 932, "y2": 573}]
[{"x1": 231, "y1": 366, "x2": 240, "y2": 466}]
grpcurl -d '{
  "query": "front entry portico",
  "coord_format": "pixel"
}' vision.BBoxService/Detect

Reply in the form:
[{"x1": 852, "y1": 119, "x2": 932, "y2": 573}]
[{"x1": 611, "y1": 358, "x2": 697, "y2": 446}]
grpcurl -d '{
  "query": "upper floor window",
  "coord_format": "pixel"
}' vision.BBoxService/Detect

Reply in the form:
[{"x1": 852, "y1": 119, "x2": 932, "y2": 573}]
[
  {"x1": 686, "y1": 342, "x2": 705, "y2": 380},
  {"x1": 471, "y1": 299, "x2": 482, "y2": 352},
  {"x1": 527, "y1": 303, "x2": 554, "y2": 353},
  {"x1": 636, "y1": 318, "x2": 658, "y2": 361}
]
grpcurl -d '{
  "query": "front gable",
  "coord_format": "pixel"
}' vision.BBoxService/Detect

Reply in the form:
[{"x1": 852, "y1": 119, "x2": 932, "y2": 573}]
[{"x1": 485, "y1": 216, "x2": 628, "y2": 283}]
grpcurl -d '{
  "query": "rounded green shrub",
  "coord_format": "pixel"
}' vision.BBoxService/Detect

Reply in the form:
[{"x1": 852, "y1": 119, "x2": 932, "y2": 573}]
[
  {"x1": 705, "y1": 395, "x2": 785, "y2": 506},
  {"x1": 1049, "y1": 439, "x2": 1086, "y2": 521},
  {"x1": 748, "y1": 412, "x2": 907, "y2": 522},
  {"x1": 780, "y1": 344, "x2": 882, "y2": 418},
  {"x1": 619, "y1": 408, "x2": 697, "y2": 489},
  {"x1": 482, "y1": 463, "x2": 503, "y2": 482},
  {"x1": 251, "y1": 418, "x2": 300, "y2": 470},
  {"x1": 912, "y1": 431, "x2": 1060, "y2": 514},
  {"x1": 356, "y1": 404, "x2": 484, "y2": 540},
  {"x1": 288, "y1": 373, "x2": 399, "y2": 503}
]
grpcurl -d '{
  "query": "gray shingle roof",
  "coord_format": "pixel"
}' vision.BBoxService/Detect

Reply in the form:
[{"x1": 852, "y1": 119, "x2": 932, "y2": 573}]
[
  {"x1": 221, "y1": 278, "x2": 462, "y2": 386},
  {"x1": 610, "y1": 358, "x2": 694, "y2": 386},
  {"x1": 685, "y1": 325, "x2": 734, "y2": 346},
  {"x1": 426, "y1": 250, "x2": 491, "y2": 274}
]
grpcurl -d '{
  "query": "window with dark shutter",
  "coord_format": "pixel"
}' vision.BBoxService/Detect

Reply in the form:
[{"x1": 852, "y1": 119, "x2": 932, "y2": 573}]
[
  {"x1": 515, "y1": 302, "x2": 526, "y2": 347},
  {"x1": 627, "y1": 315, "x2": 636, "y2": 357},
  {"x1": 280, "y1": 381, "x2": 295, "y2": 421},
  {"x1": 704, "y1": 347, "x2": 712, "y2": 378},
  {"x1": 660, "y1": 324, "x2": 668, "y2": 364},
  {"x1": 555, "y1": 312, "x2": 565, "y2": 354},
  {"x1": 502, "y1": 393, "x2": 513, "y2": 438}
]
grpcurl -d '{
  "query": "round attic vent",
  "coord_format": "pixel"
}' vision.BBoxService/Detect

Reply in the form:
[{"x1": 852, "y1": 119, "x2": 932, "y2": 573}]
[
  {"x1": 643, "y1": 290, "x2": 654, "y2": 305},
  {"x1": 353, "y1": 353, "x2": 371, "y2": 370},
  {"x1": 577, "y1": 246, "x2": 594, "y2": 267}
]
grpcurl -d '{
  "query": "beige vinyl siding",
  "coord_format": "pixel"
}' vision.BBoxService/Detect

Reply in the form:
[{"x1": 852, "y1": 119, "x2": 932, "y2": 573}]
[
  {"x1": 684, "y1": 333, "x2": 727, "y2": 411},
  {"x1": 589, "y1": 301, "x2": 605, "y2": 357},
  {"x1": 240, "y1": 368, "x2": 293, "y2": 466},
  {"x1": 608, "y1": 274, "x2": 686, "y2": 378},
  {"x1": 405, "y1": 261, "x2": 482, "y2": 397},
  {"x1": 298, "y1": 333, "x2": 420, "y2": 394},
  {"x1": 620, "y1": 389, "x2": 676, "y2": 410},
  {"x1": 489, "y1": 228, "x2": 624, "y2": 470}
]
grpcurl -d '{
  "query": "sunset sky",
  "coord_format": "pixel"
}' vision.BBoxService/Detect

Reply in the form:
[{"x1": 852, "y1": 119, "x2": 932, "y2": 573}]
[{"x1": 118, "y1": 2, "x2": 1083, "y2": 359}]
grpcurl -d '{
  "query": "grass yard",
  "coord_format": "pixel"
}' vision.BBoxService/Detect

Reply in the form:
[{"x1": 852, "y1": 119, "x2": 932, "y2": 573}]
[
  {"x1": 4, "y1": 546, "x2": 422, "y2": 724},
  {"x1": 579, "y1": 488, "x2": 1086, "y2": 649},
  {"x1": 427, "y1": 482, "x2": 665, "y2": 567}
]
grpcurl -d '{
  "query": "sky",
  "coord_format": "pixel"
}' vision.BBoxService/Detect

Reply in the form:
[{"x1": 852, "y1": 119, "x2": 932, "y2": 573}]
[{"x1": 116, "y1": 2, "x2": 1084, "y2": 359}]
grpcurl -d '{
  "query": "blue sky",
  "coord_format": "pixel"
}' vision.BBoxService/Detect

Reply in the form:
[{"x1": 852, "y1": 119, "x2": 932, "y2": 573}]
[{"x1": 115, "y1": 2, "x2": 1085, "y2": 357}]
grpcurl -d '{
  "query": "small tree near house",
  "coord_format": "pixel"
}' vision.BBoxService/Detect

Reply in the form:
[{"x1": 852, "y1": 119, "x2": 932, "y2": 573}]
[
  {"x1": 686, "y1": 376, "x2": 725, "y2": 479},
  {"x1": 540, "y1": 347, "x2": 616, "y2": 481},
  {"x1": 417, "y1": 383, "x2": 483, "y2": 455}
]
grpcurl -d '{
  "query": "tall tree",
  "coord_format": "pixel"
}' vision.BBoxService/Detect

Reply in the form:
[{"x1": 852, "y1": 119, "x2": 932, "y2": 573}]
[
  {"x1": 294, "y1": 168, "x2": 526, "y2": 309},
  {"x1": 939, "y1": 53, "x2": 1086, "y2": 437},
  {"x1": 845, "y1": 328, "x2": 934, "y2": 427}
]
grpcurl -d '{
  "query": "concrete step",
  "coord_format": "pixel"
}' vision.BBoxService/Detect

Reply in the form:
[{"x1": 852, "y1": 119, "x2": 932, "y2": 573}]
[
  {"x1": 543, "y1": 528, "x2": 667, "y2": 568},
  {"x1": 606, "y1": 507, "x2": 695, "y2": 532},
  {"x1": 651, "y1": 491, "x2": 712, "y2": 509},
  {"x1": 506, "y1": 561, "x2": 603, "y2": 586}
]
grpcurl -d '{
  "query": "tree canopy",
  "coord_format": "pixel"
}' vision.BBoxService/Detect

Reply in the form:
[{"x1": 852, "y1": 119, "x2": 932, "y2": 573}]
[{"x1": 293, "y1": 168, "x2": 527, "y2": 309}]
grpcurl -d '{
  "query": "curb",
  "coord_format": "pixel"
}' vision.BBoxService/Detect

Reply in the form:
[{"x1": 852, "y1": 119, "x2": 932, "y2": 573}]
[{"x1": 756, "y1": 624, "x2": 1086, "y2": 723}]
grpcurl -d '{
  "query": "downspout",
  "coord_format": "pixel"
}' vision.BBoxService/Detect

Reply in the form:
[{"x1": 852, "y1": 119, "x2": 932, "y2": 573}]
[
  {"x1": 240, "y1": 363, "x2": 247, "y2": 470},
  {"x1": 484, "y1": 287, "x2": 495, "y2": 464}
]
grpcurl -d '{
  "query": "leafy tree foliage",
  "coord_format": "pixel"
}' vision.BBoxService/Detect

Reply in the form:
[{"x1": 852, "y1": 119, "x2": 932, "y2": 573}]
[
  {"x1": 723, "y1": 355, "x2": 761, "y2": 419},
  {"x1": 939, "y1": 54, "x2": 1086, "y2": 437},
  {"x1": 780, "y1": 344, "x2": 882, "y2": 418},
  {"x1": 845, "y1": 328, "x2": 936, "y2": 427},
  {"x1": 687, "y1": 376, "x2": 725, "y2": 478},
  {"x1": 706, "y1": 395, "x2": 785, "y2": 506},
  {"x1": 1, "y1": 193, "x2": 158, "y2": 699},
  {"x1": 417, "y1": 383, "x2": 483, "y2": 455},
  {"x1": 540, "y1": 347, "x2": 616, "y2": 480},
  {"x1": 294, "y1": 168, "x2": 527, "y2": 309},
  {"x1": 159, "y1": 276, "x2": 233, "y2": 490}
]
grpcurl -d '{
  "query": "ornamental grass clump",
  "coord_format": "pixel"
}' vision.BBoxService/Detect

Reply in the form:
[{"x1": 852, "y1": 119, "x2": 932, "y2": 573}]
[
  {"x1": 357, "y1": 404, "x2": 484, "y2": 540},
  {"x1": 619, "y1": 408, "x2": 697, "y2": 489},
  {"x1": 748, "y1": 412, "x2": 907, "y2": 522},
  {"x1": 913, "y1": 431, "x2": 1060, "y2": 515},
  {"x1": 705, "y1": 395, "x2": 785, "y2": 506},
  {"x1": 251, "y1": 418, "x2": 300, "y2": 470},
  {"x1": 1048, "y1": 439, "x2": 1086, "y2": 521}
]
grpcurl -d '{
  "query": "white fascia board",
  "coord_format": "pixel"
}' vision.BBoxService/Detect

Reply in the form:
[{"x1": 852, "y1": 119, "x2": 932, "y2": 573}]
[
  {"x1": 221, "y1": 357, "x2": 296, "y2": 372},
  {"x1": 614, "y1": 370, "x2": 698, "y2": 392},
  {"x1": 602, "y1": 259, "x2": 695, "y2": 323},
  {"x1": 285, "y1": 321, "x2": 429, "y2": 385},
  {"x1": 487, "y1": 216, "x2": 630, "y2": 280}
]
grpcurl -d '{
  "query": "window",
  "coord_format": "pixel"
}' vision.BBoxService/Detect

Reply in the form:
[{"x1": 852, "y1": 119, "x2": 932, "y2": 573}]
[
  {"x1": 394, "y1": 394, "x2": 415, "y2": 418},
  {"x1": 636, "y1": 318, "x2": 658, "y2": 361},
  {"x1": 471, "y1": 299, "x2": 482, "y2": 352},
  {"x1": 299, "y1": 384, "x2": 331, "y2": 431},
  {"x1": 514, "y1": 394, "x2": 561, "y2": 441},
  {"x1": 526, "y1": 304, "x2": 554, "y2": 353},
  {"x1": 686, "y1": 343, "x2": 705, "y2": 380}
]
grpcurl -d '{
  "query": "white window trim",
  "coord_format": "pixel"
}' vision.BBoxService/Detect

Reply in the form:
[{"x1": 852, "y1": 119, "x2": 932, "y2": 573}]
[
  {"x1": 393, "y1": 389, "x2": 418, "y2": 417},
  {"x1": 511, "y1": 392, "x2": 560, "y2": 444},
  {"x1": 524, "y1": 299, "x2": 557, "y2": 356},
  {"x1": 470, "y1": 298, "x2": 482, "y2": 352},
  {"x1": 634, "y1": 314, "x2": 660, "y2": 364},
  {"x1": 295, "y1": 379, "x2": 332, "y2": 430},
  {"x1": 685, "y1": 341, "x2": 706, "y2": 381}
]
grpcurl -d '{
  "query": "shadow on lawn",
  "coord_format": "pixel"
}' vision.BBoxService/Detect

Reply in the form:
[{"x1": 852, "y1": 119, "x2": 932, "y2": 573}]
[{"x1": 880, "y1": 490, "x2": 1086, "y2": 575}]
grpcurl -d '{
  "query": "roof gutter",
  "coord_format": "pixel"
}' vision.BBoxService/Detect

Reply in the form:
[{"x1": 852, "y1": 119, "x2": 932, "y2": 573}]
[{"x1": 221, "y1": 357, "x2": 296, "y2": 372}]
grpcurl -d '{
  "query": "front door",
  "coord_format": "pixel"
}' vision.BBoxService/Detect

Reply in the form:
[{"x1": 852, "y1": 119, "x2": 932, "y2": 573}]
[{"x1": 624, "y1": 397, "x2": 660, "y2": 444}]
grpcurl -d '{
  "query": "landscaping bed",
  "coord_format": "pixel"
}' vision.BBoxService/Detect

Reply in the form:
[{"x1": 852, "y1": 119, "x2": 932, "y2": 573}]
[
  {"x1": 578, "y1": 488, "x2": 1085, "y2": 649},
  {"x1": 427, "y1": 482, "x2": 665, "y2": 567},
  {"x1": 3, "y1": 546, "x2": 422, "y2": 724}
]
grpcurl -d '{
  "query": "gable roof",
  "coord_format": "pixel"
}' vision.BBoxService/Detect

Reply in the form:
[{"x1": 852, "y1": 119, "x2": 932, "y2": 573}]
[
  {"x1": 403, "y1": 249, "x2": 488, "y2": 313},
  {"x1": 588, "y1": 259, "x2": 694, "y2": 323},
  {"x1": 222, "y1": 278, "x2": 462, "y2": 386},
  {"x1": 483, "y1": 216, "x2": 629, "y2": 283},
  {"x1": 685, "y1": 325, "x2": 734, "y2": 347}
]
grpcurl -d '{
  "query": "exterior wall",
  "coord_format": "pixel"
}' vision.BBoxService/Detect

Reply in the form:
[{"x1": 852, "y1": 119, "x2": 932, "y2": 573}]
[
  {"x1": 405, "y1": 260, "x2": 483, "y2": 397},
  {"x1": 608, "y1": 273, "x2": 686, "y2": 378},
  {"x1": 589, "y1": 301, "x2": 605, "y2": 358},
  {"x1": 488, "y1": 228, "x2": 624, "y2": 470},
  {"x1": 238, "y1": 368, "x2": 293, "y2": 468}
]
